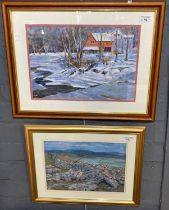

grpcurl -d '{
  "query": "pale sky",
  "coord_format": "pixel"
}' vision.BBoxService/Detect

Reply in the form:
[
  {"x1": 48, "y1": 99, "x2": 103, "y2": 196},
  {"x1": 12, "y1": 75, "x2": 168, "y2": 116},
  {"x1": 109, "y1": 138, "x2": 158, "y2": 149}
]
[{"x1": 44, "y1": 141, "x2": 126, "y2": 155}]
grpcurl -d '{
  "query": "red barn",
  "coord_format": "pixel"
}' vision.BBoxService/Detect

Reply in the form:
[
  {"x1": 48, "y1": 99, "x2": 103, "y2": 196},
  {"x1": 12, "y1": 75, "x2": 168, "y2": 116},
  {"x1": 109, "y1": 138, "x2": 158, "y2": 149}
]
[
  {"x1": 83, "y1": 32, "x2": 113, "y2": 53},
  {"x1": 83, "y1": 31, "x2": 135, "y2": 54}
]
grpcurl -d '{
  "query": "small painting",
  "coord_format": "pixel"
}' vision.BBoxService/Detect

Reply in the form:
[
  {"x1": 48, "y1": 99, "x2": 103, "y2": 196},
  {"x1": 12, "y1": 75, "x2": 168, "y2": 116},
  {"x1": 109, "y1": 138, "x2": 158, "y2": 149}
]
[
  {"x1": 26, "y1": 25, "x2": 140, "y2": 101},
  {"x1": 25, "y1": 125, "x2": 145, "y2": 204},
  {"x1": 44, "y1": 141, "x2": 126, "y2": 192}
]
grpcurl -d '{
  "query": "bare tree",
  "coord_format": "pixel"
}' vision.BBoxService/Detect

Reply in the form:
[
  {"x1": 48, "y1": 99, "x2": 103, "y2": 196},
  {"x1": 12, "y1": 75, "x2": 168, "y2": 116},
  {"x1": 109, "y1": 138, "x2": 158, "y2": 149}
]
[
  {"x1": 60, "y1": 29, "x2": 73, "y2": 66},
  {"x1": 59, "y1": 27, "x2": 87, "y2": 68},
  {"x1": 121, "y1": 36, "x2": 124, "y2": 54},
  {"x1": 114, "y1": 29, "x2": 118, "y2": 62},
  {"x1": 28, "y1": 28, "x2": 41, "y2": 54},
  {"x1": 125, "y1": 30, "x2": 130, "y2": 61},
  {"x1": 28, "y1": 34, "x2": 37, "y2": 54},
  {"x1": 121, "y1": 27, "x2": 131, "y2": 61},
  {"x1": 99, "y1": 30, "x2": 103, "y2": 62},
  {"x1": 65, "y1": 28, "x2": 74, "y2": 64},
  {"x1": 72, "y1": 27, "x2": 87, "y2": 67}
]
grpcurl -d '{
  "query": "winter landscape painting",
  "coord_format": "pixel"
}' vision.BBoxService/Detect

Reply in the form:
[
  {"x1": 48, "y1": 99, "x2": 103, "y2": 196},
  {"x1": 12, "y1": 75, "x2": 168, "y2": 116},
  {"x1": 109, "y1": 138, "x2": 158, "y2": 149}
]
[
  {"x1": 44, "y1": 141, "x2": 126, "y2": 192},
  {"x1": 27, "y1": 25, "x2": 140, "y2": 101}
]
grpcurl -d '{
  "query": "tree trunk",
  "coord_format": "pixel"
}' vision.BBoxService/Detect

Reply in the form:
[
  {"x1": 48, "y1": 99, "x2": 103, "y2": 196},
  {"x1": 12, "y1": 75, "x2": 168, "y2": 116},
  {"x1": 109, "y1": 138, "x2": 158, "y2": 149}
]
[
  {"x1": 122, "y1": 37, "x2": 124, "y2": 54},
  {"x1": 125, "y1": 35, "x2": 129, "y2": 61},
  {"x1": 32, "y1": 43, "x2": 36, "y2": 55},
  {"x1": 99, "y1": 33, "x2": 103, "y2": 62},
  {"x1": 115, "y1": 30, "x2": 118, "y2": 62}
]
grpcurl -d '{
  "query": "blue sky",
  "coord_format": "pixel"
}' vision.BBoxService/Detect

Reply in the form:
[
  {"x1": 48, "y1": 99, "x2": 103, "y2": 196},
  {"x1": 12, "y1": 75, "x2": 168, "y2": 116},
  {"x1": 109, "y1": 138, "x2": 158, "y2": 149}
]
[{"x1": 44, "y1": 141, "x2": 126, "y2": 155}]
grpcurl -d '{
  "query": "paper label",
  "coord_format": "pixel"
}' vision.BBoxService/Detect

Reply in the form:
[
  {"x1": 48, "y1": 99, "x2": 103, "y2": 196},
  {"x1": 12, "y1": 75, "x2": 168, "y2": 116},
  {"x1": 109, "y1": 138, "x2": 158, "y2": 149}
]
[{"x1": 139, "y1": 16, "x2": 151, "y2": 23}]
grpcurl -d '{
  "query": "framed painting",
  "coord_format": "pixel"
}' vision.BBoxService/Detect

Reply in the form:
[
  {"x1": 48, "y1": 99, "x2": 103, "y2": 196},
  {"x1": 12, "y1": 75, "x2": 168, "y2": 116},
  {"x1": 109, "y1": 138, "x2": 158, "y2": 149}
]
[
  {"x1": 2, "y1": 0, "x2": 165, "y2": 120},
  {"x1": 25, "y1": 125, "x2": 145, "y2": 205}
]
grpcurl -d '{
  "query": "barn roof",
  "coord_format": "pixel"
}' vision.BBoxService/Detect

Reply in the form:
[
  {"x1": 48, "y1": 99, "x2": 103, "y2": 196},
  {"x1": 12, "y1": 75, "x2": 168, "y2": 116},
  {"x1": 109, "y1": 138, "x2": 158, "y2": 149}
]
[
  {"x1": 92, "y1": 33, "x2": 113, "y2": 42},
  {"x1": 92, "y1": 31, "x2": 134, "y2": 41}
]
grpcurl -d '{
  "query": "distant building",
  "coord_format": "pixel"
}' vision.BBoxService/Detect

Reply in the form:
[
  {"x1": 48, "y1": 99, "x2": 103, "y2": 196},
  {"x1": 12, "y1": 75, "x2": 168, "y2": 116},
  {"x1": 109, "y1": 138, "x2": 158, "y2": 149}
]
[{"x1": 83, "y1": 30, "x2": 134, "y2": 54}]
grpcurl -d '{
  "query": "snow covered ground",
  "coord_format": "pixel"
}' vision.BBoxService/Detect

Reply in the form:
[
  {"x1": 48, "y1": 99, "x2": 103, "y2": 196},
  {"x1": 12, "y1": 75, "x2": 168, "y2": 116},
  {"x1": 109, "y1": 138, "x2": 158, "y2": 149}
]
[{"x1": 29, "y1": 52, "x2": 137, "y2": 100}]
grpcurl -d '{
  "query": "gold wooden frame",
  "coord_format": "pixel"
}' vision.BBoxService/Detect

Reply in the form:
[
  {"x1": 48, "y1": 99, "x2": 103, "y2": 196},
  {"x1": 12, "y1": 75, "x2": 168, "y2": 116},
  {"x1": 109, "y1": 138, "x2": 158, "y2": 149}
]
[
  {"x1": 25, "y1": 125, "x2": 145, "y2": 205},
  {"x1": 2, "y1": 0, "x2": 165, "y2": 121}
]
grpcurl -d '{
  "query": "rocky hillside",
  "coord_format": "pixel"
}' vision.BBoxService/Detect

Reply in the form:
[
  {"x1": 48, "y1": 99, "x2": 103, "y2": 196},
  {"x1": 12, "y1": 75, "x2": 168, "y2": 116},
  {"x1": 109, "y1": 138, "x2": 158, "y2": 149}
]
[{"x1": 45, "y1": 154, "x2": 125, "y2": 192}]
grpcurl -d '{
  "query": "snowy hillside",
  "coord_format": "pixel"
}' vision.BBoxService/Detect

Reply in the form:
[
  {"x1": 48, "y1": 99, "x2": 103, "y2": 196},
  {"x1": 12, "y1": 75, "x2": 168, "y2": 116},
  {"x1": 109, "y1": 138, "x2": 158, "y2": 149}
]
[{"x1": 29, "y1": 52, "x2": 137, "y2": 100}]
